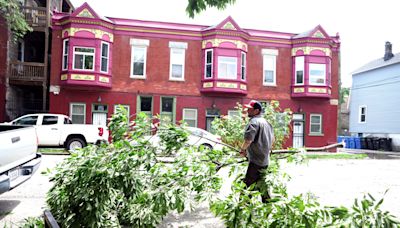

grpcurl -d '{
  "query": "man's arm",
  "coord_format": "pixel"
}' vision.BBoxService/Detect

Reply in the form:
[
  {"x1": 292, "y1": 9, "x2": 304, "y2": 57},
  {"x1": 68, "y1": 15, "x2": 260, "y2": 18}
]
[{"x1": 240, "y1": 139, "x2": 252, "y2": 157}]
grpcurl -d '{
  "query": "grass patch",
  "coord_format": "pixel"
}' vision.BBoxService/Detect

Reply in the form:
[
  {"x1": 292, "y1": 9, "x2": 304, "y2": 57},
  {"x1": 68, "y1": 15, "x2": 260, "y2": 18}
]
[
  {"x1": 305, "y1": 153, "x2": 368, "y2": 159},
  {"x1": 38, "y1": 148, "x2": 69, "y2": 155}
]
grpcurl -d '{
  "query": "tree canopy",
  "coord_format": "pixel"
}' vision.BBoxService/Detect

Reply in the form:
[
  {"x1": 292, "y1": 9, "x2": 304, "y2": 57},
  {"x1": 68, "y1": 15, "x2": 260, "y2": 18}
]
[
  {"x1": 186, "y1": 0, "x2": 237, "y2": 18},
  {"x1": 0, "y1": 0, "x2": 31, "y2": 41}
]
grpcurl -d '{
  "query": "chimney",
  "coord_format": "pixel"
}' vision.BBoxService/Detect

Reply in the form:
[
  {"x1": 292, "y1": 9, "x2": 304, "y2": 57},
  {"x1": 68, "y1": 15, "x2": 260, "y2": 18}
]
[{"x1": 384, "y1": 41, "x2": 394, "y2": 61}]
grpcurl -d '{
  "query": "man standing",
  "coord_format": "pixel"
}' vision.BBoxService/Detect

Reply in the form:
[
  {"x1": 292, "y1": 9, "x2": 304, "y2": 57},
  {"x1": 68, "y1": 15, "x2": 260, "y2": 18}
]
[{"x1": 240, "y1": 100, "x2": 274, "y2": 201}]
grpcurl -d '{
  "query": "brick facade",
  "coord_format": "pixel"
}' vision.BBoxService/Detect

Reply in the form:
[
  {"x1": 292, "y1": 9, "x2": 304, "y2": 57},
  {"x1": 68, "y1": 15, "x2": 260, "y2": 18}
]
[{"x1": 49, "y1": 3, "x2": 341, "y2": 148}]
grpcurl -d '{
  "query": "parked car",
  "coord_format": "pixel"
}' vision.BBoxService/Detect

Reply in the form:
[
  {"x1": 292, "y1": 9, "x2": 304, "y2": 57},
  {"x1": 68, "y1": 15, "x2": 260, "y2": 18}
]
[
  {"x1": 146, "y1": 127, "x2": 224, "y2": 151},
  {"x1": 0, "y1": 125, "x2": 41, "y2": 194},
  {"x1": 3, "y1": 114, "x2": 109, "y2": 150}
]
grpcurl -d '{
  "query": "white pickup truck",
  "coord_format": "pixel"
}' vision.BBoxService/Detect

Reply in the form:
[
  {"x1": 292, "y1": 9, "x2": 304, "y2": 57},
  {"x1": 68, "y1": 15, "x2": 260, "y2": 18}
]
[
  {"x1": 0, "y1": 125, "x2": 41, "y2": 194},
  {"x1": 4, "y1": 114, "x2": 109, "y2": 151}
]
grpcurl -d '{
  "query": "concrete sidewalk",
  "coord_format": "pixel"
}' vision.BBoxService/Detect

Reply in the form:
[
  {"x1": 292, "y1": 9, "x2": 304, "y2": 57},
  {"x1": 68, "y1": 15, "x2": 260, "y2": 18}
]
[{"x1": 338, "y1": 148, "x2": 400, "y2": 159}]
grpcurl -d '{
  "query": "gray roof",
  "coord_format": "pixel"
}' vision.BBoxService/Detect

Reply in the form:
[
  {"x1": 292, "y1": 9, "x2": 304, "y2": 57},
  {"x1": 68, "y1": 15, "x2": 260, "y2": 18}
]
[{"x1": 352, "y1": 52, "x2": 400, "y2": 75}]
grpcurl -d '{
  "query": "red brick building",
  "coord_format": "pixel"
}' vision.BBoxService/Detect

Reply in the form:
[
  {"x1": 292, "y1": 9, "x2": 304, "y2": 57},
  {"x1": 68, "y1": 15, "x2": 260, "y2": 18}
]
[{"x1": 49, "y1": 3, "x2": 340, "y2": 148}]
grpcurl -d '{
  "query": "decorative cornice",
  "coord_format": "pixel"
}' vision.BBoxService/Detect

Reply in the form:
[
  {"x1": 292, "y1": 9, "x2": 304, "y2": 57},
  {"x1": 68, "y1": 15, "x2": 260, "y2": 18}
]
[
  {"x1": 62, "y1": 27, "x2": 114, "y2": 42},
  {"x1": 202, "y1": 31, "x2": 250, "y2": 40},
  {"x1": 291, "y1": 46, "x2": 331, "y2": 57},
  {"x1": 116, "y1": 26, "x2": 202, "y2": 37},
  {"x1": 55, "y1": 19, "x2": 114, "y2": 29},
  {"x1": 202, "y1": 38, "x2": 248, "y2": 50}
]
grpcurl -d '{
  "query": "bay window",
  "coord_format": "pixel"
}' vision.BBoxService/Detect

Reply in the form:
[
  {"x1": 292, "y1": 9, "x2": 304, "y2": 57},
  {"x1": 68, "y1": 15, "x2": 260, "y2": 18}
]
[
  {"x1": 73, "y1": 47, "x2": 94, "y2": 70},
  {"x1": 309, "y1": 63, "x2": 326, "y2": 85},
  {"x1": 218, "y1": 56, "x2": 237, "y2": 79},
  {"x1": 241, "y1": 52, "x2": 246, "y2": 80},
  {"x1": 62, "y1": 39, "x2": 69, "y2": 70},
  {"x1": 205, "y1": 49, "x2": 213, "y2": 78},
  {"x1": 295, "y1": 56, "x2": 304, "y2": 85},
  {"x1": 101, "y1": 42, "x2": 109, "y2": 73}
]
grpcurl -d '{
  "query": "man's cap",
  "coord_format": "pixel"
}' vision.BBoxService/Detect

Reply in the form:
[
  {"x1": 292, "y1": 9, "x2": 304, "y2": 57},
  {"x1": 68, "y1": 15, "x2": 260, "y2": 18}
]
[{"x1": 244, "y1": 100, "x2": 263, "y2": 111}]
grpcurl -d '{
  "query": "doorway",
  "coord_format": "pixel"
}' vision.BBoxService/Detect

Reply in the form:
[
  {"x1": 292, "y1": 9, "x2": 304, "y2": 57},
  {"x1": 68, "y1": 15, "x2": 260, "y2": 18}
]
[{"x1": 292, "y1": 113, "x2": 304, "y2": 148}]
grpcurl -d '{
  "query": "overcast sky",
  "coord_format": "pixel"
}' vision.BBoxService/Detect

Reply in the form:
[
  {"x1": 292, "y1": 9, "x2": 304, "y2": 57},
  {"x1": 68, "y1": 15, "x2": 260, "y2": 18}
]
[{"x1": 69, "y1": 0, "x2": 400, "y2": 88}]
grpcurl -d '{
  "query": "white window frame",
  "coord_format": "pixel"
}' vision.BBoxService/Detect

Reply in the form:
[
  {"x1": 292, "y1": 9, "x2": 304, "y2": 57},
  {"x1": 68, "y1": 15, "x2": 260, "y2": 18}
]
[
  {"x1": 359, "y1": 105, "x2": 367, "y2": 123},
  {"x1": 262, "y1": 49, "x2": 278, "y2": 86},
  {"x1": 100, "y1": 42, "x2": 110, "y2": 73},
  {"x1": 205, "y1": 49, "x2": 213, "y2": 79},
  {"x1": 114, "y1": 104, "x2": 130, "y2": 119},
  {"x1": 69, "y1": 103, "x2": 86, "y2": 124},
  {"x1": 218, "y1": 56, "x2": 237, "y2": 79},
  {"x1": 241, "y1": 52, "x2": 246, "y2": 81},
  {"x1": 295, "y1": 56, "x2": 304, "y2": 85},
  {"x1": 183, "y1": 108, "x2": 198, "y2": 127},
  {"x1": 309, "y1": 63, "x2": 326, "y2": 85},
  {"x1": 62, "y1": 39, "x2": 69, "y2": 70},
  {"x1": 169, "y1": 42, "x2": 187, "y2": 81},
  {"x1": 130, "y1": 39, "x2": 149, "y2": 79},
  {"x1": 72, "y1": 46, "x2": 95, "y2": 71},
  {"x1": 309, "y1": 114, "x2": 322, "y2": 135},
  {"x1": 169, "y1": 46, "x2": 186, "y2": 81},
  {"x1": 228, "y1": 110, "x2": 240, "y2": 118}
]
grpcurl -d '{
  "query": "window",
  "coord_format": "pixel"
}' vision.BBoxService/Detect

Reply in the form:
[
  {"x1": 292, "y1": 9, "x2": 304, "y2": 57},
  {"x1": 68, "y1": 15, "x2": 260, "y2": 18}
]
[
  {"x1": 262, "y1": 49, "x2": 278, "y2": 86},
  {"x1": 310, "y1": 114, "x2": 322, "y2": 135},
  {"x1": 137, "y1": 96, "x2": 152, "y2": 119},
  {"x1": 114, "y1": 105, "x2": 130, "y2": 119},
  {"x1": 42, "y1": 116, "x2": 58, "y2": 125},
  {"x1": 62, "y1": 39, "x2": 69, "y2": 70},
  {"x1": 131, "y1": 47, "x2": 146, "y2": 77},
  {"x1": 241, "y1": 52, "x2": 246, "y2": 80},
  {"x1": 73, "y1": 47, "x2": 94, "y2": 70},
  {"x1": 359, "y1": 106, "x2": 367, "y2": 123},
  {"x1": 170, "y1": 48, "x2": 185, "y2": 80},
  {"x1": 263, "y1": 55, "x2": 276, "y2": 86},
  {"x1": 228, "y1": 110, "x2": 240, "y2": 118},
  {"x1": 169, "y1": 42, "x2": 187, "y2": 81},
  {"x1": 205, "y1": 49, "x2": 213, "y2": 78},
  {"x1": 309, "y1": 63, "x2": 326, "y2": 85},
  {"x1": 183, "y1": 108, "x2": 197, "y2": 127},
  {"x1": 295, "y1": 56, "x2": 304, "y2": 85},
  {"x1": 130, "y1": 39, "x2": 149, "y2": 78},
  {"x1": 101, "y1": 42, "x2": 109, "y2": 73},
  {"x1": 160, "y1": 97, "x2": 175, "y2": 123},
  {"x1": 14, "y1": 115, "x2": 38, "y2": 125},
  {"x1": 70, "y1": 103, "x2": 86, "y2": 124},
  {"x1": 218, "y1": 56, "x2": 237, "y2": 79}
]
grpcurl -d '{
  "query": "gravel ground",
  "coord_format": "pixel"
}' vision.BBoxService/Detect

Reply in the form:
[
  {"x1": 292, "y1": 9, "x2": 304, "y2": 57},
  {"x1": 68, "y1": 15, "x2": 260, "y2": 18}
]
[{"x1": 1, "y1": 155, "x2": 399, "y2": 227}]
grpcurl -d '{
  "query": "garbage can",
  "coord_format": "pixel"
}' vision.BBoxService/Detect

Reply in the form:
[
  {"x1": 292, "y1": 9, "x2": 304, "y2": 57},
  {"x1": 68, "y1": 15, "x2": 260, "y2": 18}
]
[
  {"x1": 366, "y1": 138, "x2": 374, "y2": 150},
  {"x1": 360, "y1": 137, "x2": 367, "y2": 149},
  {"x1": 372, "y1": 137, "x2": 380, "y2": 150},
  {"x1": 379, "y1": 138, "x2": 388, "y2": 151},
  {"x1": 386, "y1": 138, "x2": 393, "y2": 151}
]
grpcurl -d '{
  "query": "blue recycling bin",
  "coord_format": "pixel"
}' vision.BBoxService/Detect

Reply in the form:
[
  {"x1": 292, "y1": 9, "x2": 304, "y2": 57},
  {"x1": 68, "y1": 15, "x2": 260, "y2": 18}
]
[
  {"x1": 337, "y1": 136, "x2": 345, "y2": 144},
  {"x1": 354, "y1": 137, "x2": 361, "y2": 149},
  {"x1": 348, "y1": 137, "x2": 356, "y2": 149}
]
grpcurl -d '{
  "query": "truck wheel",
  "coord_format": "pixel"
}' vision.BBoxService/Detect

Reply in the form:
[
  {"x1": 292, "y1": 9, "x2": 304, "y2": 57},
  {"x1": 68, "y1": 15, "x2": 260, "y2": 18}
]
[
  {"x1": 200, "y1": 143, "x2": 213, "y2": 150},
  {"x1": 66, "y1": 138, "x2": 86, "y2": 151}
]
